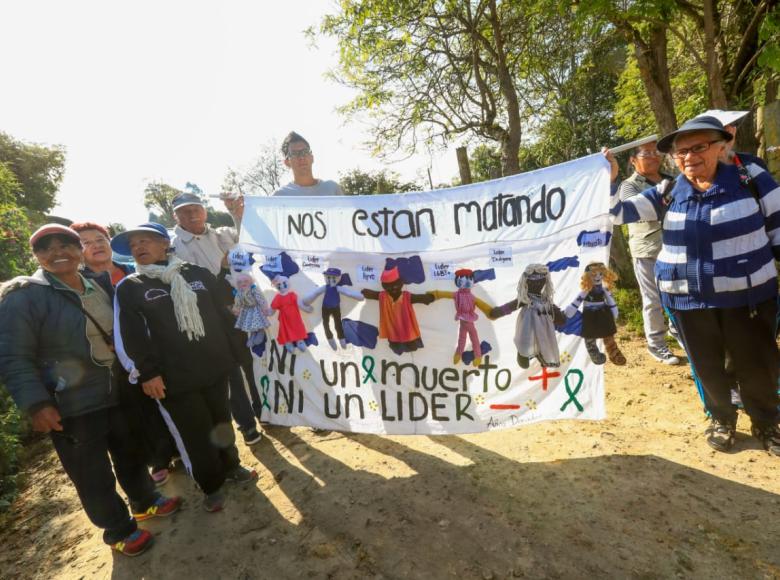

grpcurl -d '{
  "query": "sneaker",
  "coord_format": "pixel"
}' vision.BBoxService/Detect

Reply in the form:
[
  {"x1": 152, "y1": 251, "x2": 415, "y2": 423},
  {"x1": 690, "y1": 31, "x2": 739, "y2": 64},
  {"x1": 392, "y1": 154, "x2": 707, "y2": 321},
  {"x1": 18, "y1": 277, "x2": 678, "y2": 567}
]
[
  {"x1": 648, "y1": 345, "x2": 680, "y2": 365},
  {"x1": 311, "y1": 428, "x2": 332, "y2": 436},
  {"x1": 204, "y1": 492, "x2": 225, "y2": 513},
  {"x1": 133, "y1": 495, "x2": 182, "y2": 522},
  {"x1": 225, "y1": 466, "x2": 259, "y2": 485},
  {"x1": 150, "y1": 468, "x2": 169, "y2": 486},
  {"x1": 111, "y1": 529, "x2": 154, "y2": 557},
  {"x1": 751, "y1": 424, "x2": 780, "y2": 456},
  {"x1": 667, "y1": 327, "x2": 684, "y2": 349},
  {"x1": 705, "y1": 419, "x2": 736, "y2": 452},
  {"x1": 242, "y1": 428, "x2": 263, "y2": 446}
]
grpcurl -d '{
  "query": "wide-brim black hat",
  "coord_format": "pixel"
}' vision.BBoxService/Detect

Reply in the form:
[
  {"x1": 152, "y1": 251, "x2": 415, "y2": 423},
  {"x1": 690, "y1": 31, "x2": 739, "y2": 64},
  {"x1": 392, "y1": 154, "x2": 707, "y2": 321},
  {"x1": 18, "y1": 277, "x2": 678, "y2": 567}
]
[{"x1": 657, "y1": 115, "x2": 733, "y2": 153}]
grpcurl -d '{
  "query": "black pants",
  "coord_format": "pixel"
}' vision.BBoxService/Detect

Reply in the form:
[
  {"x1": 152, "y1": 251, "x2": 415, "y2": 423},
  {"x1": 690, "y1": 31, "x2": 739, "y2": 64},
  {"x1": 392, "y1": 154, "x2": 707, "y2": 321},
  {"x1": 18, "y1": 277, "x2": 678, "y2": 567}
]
[
  {"x1": 673, "y1": 299, "x2": 780, "y2": 427},
  {"x1": 323, "y1": 306, "x2": 344, "y2": 339},
  {"x1": 118, "y1": 373, "x2": 176, "y2": 472},
  {"x1": 228, "y1": 360, "x2": 262, "y2": 434},
  {"x1": 159, "y1": 376, "x2": 241, "y2": 495},
  {"x1": 51, "y1": 406, "x2": 159, "y2": 545}
]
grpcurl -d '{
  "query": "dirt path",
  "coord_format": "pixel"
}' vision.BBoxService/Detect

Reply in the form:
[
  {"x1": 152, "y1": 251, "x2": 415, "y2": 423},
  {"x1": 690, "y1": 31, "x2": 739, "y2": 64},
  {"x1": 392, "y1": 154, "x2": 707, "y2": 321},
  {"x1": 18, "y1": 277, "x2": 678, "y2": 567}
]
[{"x1": 1, "y1": 335, "x2": 779, "y2": 580}]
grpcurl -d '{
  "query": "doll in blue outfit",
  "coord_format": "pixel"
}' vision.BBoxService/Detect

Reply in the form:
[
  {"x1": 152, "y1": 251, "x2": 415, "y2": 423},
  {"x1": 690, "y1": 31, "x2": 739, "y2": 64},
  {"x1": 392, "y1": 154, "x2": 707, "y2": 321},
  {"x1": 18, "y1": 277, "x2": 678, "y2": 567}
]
[{"x1": 303, "y1": 268, "x2": 364, "y2": 350}]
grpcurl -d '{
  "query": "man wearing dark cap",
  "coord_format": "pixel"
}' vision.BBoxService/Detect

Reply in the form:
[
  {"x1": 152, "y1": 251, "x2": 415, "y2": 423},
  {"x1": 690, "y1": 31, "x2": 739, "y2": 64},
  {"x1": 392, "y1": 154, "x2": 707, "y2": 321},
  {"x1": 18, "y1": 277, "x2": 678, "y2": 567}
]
[{"x1": 169, "y1": 192, "x2": 263, "y2": 447}]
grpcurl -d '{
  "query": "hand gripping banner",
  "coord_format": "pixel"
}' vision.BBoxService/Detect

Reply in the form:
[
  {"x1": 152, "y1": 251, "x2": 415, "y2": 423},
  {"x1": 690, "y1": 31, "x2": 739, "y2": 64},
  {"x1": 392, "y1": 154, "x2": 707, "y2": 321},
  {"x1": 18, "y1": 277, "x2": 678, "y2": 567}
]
[{"x1": 237, "y1": 153, "x2": 613, "y2": 434}]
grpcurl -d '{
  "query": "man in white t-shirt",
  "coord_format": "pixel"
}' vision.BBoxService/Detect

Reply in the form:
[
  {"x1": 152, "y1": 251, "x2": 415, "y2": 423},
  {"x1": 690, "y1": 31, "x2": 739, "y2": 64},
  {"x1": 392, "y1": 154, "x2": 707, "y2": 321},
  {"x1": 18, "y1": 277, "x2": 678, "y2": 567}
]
[{"x1": 273, "y1": 132, "x2": 344, "y2": 197}]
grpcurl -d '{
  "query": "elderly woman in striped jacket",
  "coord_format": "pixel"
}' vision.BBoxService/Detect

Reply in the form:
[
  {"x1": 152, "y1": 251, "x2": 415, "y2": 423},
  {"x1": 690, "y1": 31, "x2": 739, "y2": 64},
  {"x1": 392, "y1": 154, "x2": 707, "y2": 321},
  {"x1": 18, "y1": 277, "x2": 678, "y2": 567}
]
[{"x1": 607, "y1": 115, "x2": 780, "y2": 457}]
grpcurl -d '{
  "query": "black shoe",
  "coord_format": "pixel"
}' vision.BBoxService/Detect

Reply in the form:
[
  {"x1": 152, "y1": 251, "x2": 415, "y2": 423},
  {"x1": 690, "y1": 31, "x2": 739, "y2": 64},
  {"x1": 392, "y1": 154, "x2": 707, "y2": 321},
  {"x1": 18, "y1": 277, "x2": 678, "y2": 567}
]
[
  {"x1": 705, "y1": 419, "x2": 736, "y2": 452},
  {"x1": 242, "y1": 428, "x2": 263, "y2": 446},
  {"x1": 311, "y1": 428, "x2": 332, "y2": 436},
  {"x1": 750, "y1": 424, "x2": 780, "y2": 456},
  {"x1": 225, "y1": 466, "x2": 259, "y2": 484}
]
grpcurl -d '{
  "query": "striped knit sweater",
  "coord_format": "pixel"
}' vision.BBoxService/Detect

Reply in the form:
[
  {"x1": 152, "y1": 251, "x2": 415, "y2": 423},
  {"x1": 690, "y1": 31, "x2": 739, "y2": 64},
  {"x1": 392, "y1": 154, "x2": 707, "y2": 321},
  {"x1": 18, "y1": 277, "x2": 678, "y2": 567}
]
[{"x1": 610, "y1": 162, "x2": 780, "y2": 311}]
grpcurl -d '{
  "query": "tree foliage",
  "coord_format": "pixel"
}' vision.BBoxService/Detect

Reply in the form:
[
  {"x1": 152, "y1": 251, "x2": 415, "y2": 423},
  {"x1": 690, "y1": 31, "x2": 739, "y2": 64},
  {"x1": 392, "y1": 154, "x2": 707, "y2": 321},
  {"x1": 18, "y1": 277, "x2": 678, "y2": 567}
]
[
  {"x1": 0, "y1": 132, "x2": 65, "y2": 216},
  {"x1": 0, "y1": 163, "x2": 34, "y2": 281},
  {"x1": 469, "y1": 144, "x2": 503, "y2": 183},
  {"x1": 143, "y1": 181, "x2": 233, "y2": 228},
  {"x1": 573, "y1": 0, "x2": 780, "y2": 134},
  {"x1": 614, "y1": 45, "x2": 708, "y2": 140},
  {"x1": 318, "y1": 0, "x2": 538, "y2": 176},
  {"x1": 339, "y1": 168, "x2": 421, "y2": 195},
  {"x1": 0, "y1": 133, "x2": 64, "y2": 510},
  {"x1": 143, "y1": 181, "x2": 182, "y2": 227},
  {"x1": 223, "y1": 140, "x2": 285, "y2": 196}
]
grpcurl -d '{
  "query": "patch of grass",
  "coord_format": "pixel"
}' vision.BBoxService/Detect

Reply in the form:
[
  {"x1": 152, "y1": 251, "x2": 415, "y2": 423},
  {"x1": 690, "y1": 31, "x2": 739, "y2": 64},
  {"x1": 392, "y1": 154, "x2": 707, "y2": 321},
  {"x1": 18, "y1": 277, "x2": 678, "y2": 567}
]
[{"x1": 612, "y1": 287, "x2": 644, "y2": 336}]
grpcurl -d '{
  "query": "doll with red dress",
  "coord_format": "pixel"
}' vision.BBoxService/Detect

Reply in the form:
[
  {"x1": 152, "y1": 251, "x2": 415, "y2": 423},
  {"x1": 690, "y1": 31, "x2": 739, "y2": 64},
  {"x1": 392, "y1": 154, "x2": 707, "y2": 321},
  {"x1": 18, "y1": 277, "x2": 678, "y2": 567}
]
[{"x1": 269, "y1": 275, "x2": 313, "y2": 353}]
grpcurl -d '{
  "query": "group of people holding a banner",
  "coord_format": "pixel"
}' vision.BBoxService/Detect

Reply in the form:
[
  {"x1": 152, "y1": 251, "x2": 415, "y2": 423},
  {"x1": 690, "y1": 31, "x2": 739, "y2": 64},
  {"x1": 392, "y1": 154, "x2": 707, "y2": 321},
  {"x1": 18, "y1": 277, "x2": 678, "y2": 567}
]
[{"x1": 1, "y1": 110, "x2": 779, "y2": 561}]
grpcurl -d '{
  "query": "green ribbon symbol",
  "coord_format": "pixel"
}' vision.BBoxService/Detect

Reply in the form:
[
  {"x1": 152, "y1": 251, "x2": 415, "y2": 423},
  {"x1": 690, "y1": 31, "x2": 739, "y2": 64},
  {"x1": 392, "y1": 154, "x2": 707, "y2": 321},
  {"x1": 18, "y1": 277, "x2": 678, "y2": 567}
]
[
  {"x1": 560, "y1": 369, "x2": 584, "y2": 412},
  {"x1": 362, "y1": 355, "x2": 377, "y2": 384},
  {"x1": 260, "y1": 376, "x2": 271, "y2": 411}
]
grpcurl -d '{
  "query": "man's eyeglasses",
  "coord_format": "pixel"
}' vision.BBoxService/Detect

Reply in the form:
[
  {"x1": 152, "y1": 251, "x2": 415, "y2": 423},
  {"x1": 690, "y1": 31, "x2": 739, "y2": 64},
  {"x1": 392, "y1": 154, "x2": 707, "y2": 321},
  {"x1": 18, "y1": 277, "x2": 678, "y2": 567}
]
[
  {"x1": 635, "y1": 150, "x2": 661, "y2": 159},
  {"x1": 287, "y1": 148, "x2": 312, "y2": 159},
  {"x1": 672, "y1": 140, "x2": 723, "y2": 159}
]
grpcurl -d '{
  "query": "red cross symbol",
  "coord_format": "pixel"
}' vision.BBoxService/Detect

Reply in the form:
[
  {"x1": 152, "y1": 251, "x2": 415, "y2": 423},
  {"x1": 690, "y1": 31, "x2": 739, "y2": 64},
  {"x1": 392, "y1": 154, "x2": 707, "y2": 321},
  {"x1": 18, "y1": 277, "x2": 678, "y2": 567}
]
[{"x1": 529, "y1": 367, "x2": 561, "y2": 391}]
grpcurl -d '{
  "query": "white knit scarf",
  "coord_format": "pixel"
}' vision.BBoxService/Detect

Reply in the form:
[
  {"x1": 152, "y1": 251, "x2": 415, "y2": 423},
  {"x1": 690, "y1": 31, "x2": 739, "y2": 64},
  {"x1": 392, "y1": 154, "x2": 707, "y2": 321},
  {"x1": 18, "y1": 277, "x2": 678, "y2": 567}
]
[{"x1": 137, "y1": 256, "x2": 205, "y2": 341}]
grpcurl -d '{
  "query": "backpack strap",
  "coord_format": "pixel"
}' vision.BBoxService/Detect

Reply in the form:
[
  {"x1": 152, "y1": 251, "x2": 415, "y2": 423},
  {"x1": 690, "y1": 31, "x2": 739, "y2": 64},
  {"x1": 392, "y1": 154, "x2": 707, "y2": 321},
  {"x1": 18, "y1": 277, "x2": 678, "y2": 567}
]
[{"x1": 733, "y1": 153, "x2": 762, "y2": 204}]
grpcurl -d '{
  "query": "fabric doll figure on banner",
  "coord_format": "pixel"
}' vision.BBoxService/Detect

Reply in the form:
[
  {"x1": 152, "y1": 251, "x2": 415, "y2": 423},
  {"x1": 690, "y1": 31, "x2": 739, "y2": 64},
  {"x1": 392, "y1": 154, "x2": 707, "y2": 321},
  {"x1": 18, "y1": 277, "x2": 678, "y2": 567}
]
[
  {"x1": 490, "y1": 263, "x2": 566, "y2": 369},
  {"x1": 232, "y1": 271, "x2": 272, "y2": 353},
  {"x1": 302, "y1": 267, "x2": 364, "y2": 350},
  {"x1": 451, "y1": 269, "x2": 484, "y2": 366},
  {"x1": 564, "y1": 262, "x2": 626, "y2": 366},
  {"x1": 269, "y1": 275, "x2": 313, "y2": 353},
  {"x1": 361, "y1": 266, "x2": 436, "y2": 355}
]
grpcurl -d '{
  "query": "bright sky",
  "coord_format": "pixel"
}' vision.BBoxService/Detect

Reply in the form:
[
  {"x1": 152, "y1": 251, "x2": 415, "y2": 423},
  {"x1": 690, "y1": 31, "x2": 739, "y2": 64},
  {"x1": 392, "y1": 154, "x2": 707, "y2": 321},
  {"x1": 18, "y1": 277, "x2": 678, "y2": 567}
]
[{"x1": 0, "y1": 1, "x2": 458, "y2": 227}]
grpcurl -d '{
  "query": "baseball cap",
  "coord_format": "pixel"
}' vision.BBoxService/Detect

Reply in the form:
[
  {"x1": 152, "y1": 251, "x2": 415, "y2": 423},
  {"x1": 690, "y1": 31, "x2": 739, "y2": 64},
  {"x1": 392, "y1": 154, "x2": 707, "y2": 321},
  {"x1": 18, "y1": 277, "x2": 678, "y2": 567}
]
[
  {"x1": 29, "y1": 224, "x2": 81, "y2": 249},
  {"x1": 172, "y1": 192, "x2": 205, "y2": 211},
  {"x1": 110, "y1": 222, "x2": 170, "y2": 255}
]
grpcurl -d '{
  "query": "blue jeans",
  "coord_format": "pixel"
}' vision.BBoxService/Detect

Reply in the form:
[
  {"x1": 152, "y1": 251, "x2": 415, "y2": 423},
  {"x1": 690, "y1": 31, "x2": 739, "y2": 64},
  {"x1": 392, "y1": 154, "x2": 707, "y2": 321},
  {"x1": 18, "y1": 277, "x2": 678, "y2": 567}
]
[
  {"x1": 50, "y1": 406, "x2": 159, "y2": 544},
  {"x1": 228, "y1": 361, "x2": 262, "y2": 434}
]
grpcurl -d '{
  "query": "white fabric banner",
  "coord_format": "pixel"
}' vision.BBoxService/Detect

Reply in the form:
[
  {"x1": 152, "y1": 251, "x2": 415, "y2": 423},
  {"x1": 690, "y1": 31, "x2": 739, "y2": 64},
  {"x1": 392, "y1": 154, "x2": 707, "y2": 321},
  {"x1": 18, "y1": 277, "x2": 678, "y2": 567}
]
[{"x1": 238, "y1": 153, "x2": 613, "y2": 434}]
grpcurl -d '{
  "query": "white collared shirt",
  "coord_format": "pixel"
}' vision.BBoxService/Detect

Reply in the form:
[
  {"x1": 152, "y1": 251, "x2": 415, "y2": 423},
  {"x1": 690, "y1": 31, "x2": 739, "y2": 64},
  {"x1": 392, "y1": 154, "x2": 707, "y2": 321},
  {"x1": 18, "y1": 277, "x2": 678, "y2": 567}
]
[{"x1": 170, "y1": 224, "x2": 238, "y2": 275}]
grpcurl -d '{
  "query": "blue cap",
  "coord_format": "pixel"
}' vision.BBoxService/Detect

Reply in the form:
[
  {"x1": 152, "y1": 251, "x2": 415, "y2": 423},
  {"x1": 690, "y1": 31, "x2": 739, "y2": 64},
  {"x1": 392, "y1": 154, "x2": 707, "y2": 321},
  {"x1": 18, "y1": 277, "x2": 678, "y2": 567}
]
[
  {"x1": 111, "y1": 222, "x2": 170, "y2": 256},
  {"x1": 171, "y1": 192, "x2": 205, "y2": 211},
  {"x1": 324, "y1": 267, "x2": 342, "y2": 277}
]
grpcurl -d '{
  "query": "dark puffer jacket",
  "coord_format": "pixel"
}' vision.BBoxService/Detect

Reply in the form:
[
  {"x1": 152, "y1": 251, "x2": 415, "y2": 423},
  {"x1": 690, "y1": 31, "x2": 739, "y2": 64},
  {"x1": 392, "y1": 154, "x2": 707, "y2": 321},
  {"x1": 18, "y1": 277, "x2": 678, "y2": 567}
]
[{"x1": 0, "y1": 269, "x2": 118, "y2": 418}]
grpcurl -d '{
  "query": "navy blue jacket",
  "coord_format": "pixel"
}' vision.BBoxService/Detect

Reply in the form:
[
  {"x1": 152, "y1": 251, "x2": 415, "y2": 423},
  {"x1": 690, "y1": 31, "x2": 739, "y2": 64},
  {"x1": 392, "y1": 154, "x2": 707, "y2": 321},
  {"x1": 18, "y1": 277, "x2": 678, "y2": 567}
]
[{"x1": 611, "y1": 163, "x2": 780, "y2": 310}]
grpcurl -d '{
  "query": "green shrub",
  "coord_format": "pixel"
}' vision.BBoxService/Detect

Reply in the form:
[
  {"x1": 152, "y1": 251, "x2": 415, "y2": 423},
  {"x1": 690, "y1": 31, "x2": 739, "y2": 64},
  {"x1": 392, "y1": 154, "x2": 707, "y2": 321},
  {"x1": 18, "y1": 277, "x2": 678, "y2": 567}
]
[
  {"x1": 0, "y1": 389, "x2": 25, "y2": 511},
  {"x1": 612, "y1": 287, "x2": 644, "y2": 336}
]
